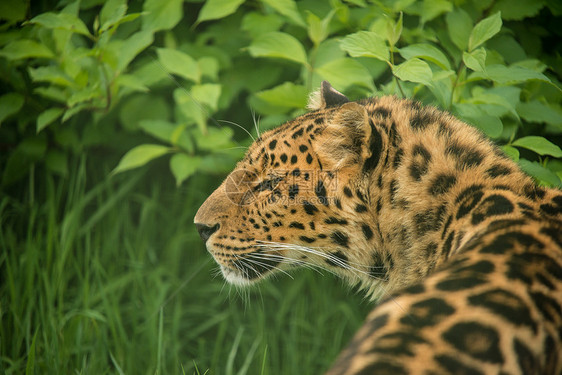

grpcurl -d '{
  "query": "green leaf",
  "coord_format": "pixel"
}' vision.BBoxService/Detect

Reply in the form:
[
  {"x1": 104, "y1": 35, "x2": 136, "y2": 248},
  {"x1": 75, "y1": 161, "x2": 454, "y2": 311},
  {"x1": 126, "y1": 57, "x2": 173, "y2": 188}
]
[
  {"x1": 463, "y1": 48, "x2": 487, "y2": 72},
  {"x1": 491, "y1": 0, "x2": 545, "y2": 20},
  {"x1": 468, "y1": 11, "x2": 502, "y2": 52},
  {"x1": 468, "y1": 88, "x2": 518, "y2": 119},
  {"x1": 191, "y1": 84, "x2": 222, "y2": 111},
  {"x1": 399, "y1": 43, "x2": 450, "y2": 70},
  {"x1": 157, "y1": 48, "x2": 200, "y2": 83},
  {"x1": 306, "y1": 10, "x2": 334, "y2": 46},
  {"x1": 248, "y1": 32, "x2": 308, "y2": 65},
  {"x1": 37, "y1": 108, "x2": 64, "y2": 133},
  {"x1": 196, "y1": 0, "x2": 245, "y2": 24},
  {"x1": 115, "y1": 74, "x2": 149, "y2": 93},
  {"x1": 340, "y1": 31, "x2": 389, "y2": 62},
  {"x1": 254, "y1": 82, "x2": 308, "y2": 110},
  {"x1": 142, "y1": 0, "x2": 183, "y2": 31},
  {"x1": 446, "y1": 8, "x2": 472, "y2": 51},
  {"x1": 519, "y1": 159, "x2": 561, "y2": 187},
  {"x1": 512, "y1": 136, "x2": 562, "y2": 157},
  {"x1": 501, "y1": 145, "x2": 520, "y2": 161},
  {"x1": 139, "y1": 119, "x2": 176, "y2": 142},
  {"x1": 454, "y1": 103, "x2": 503, "y2": 138},
  {"x1": 198, "y1": 57, "x2": 220, "y2": 81},
  {"x1": 112, "y1": 144, "x2": 170, "y2": 175},
  {"x1": 241, "y1": 12, "x2": 284, "y2": 37},
  {"x1": 517, "y1": 101, "x2": 562, "y2": 127},
  {"x1": 28, "y1": 66, "x2": 73, "y2": 86},
  {"x1": 109, "y1": 30, "x2": 154, "y2": 73},
  {"x1": 29, "y1": 12, "x2": 91, "y2": 37},
  {"x1": 260, "y1": 0, "x2": 305, "y2": 26},
  {"x1": 0, "y1": 0, "x2": 27, "y2": 22},
  {"x1": 193, "y1": 126, "x2": 234, "y2": 151},
  {"x1": 0, "y1": 39, "x2": 54, "y2": 60},
  {"x1": 0, "y1": 93, "x2": 24, "y2": 124},
  {"x1": 316, "y1": 58, "x2": 374, "y2": 91},
  {"x1": 174, "y1": 85, "x2": 222, "y2": 131},
  {"x1": 119, "y1": 94, "x2": 170, "y2": 131},
  {"x1": 392, "y1": 58, "x2": 433, "y2": 86},
  {"x1": 420, "y1": 0, "x2": 453, "y2": 24},
  {"x1": 170, "y1": 153, "x2": 201, "y2": 186},
  {"x1": 471, "y1": 64, "x2": 552, "y2": 85},
  {"x1": 386, "y1": 12, "x2": 403, "y2": 47},
  {"x1": 100, "y1": 0, "x2": 127, "y2": 32}
]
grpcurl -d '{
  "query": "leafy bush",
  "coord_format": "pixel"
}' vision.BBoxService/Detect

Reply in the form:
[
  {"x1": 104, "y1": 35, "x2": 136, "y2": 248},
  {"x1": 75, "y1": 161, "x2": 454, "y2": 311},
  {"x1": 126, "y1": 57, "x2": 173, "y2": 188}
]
[
  {"x1": 1, "y1": 0, "x2": 562, "y2": 374},
  {"x1": 1, "y1": 0, "x2": 561, "y2": 191}
]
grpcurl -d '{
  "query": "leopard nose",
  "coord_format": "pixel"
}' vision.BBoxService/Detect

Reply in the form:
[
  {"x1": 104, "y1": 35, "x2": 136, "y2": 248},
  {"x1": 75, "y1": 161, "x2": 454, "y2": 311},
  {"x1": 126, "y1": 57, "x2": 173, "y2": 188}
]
[{"x1": 195, "y1": 223, "x2": 220, "y2": 243}]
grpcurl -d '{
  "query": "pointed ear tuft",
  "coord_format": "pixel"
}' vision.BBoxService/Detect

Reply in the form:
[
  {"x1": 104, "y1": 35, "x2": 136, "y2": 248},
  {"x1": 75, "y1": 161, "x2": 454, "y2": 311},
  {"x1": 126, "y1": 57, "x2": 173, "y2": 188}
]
[{"x1": 307, "y1": 81, "x2": 349, "y2": 110}]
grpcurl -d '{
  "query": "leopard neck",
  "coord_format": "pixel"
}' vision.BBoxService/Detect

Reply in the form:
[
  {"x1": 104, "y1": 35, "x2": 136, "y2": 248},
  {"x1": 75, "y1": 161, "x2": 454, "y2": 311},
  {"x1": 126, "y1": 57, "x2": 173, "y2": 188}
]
[{"x1": 359, "y1": 97, "x2": 542, "y2": 293}]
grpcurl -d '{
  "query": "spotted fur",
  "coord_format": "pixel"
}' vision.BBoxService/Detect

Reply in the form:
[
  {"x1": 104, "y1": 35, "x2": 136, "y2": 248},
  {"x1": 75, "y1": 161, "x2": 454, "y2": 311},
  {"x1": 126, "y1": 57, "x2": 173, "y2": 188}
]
[{"x1": 195, "y1": 81, "x2": 562, "y2": 374}]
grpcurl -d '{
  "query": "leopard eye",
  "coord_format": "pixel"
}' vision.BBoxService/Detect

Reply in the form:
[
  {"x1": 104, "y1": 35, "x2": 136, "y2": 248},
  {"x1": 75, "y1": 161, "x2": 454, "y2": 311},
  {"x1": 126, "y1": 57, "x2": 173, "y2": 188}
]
[{"x1": 254, "y1": 175, "x2": 283, "y2": 192}]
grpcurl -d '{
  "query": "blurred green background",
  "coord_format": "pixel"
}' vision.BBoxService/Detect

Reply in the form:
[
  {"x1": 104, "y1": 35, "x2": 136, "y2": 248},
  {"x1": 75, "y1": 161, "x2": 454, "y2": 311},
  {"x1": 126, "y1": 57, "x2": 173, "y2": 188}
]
[{"x1": 1, "y1": 0, "x2": 561, "y2": 374}]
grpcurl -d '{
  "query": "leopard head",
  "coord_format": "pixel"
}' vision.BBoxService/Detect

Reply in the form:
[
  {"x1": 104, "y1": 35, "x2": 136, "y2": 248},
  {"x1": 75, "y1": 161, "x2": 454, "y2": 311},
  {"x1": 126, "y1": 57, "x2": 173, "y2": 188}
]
[{"x1": 194, "y1": 82, "x2": 386, "y2": 290}]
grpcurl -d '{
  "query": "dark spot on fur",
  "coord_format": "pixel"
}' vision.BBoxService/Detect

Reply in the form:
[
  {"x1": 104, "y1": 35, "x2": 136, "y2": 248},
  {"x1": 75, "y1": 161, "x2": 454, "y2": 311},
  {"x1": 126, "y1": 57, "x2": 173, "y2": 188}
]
[
  {"x1": 468, "y1": 289, "x2": 536, "y2": 333},
  {"x1": 363, "y1": 124, "x2": 383, "y2": 173},
  {"x1": 325, "y1": 217, "x2": 348, "y2": 225},
  {"x1": 443, "y1": 230, "x2": 455, "y2": 258},
  {"x1": 409, "y1": 144, "x2": 432, "y2": 181},
  {"x1": 443, "y1": 322, "x2": 503, "y2": 363},
  {"x1": 429, "y1": 174, "x2": 457, "y2": 196},
  {"x1": 434, "y1": 355, "x2": 484, "y2": 375},
  {"x1": 303, "y1": 201, "x2": 318, "y2": 215},
  {"x1": 292, "y1": 128, "x2": 304, "y2": 139},
  {"x1": 471, "y1": 194, "x2": 514, "y2": 225},
  {"x1": 523, "y1": 184, "x2": 546, "y2": 201},
  {"x1": 326, "y1": 250, "x2": 349, "y2": 267},
  {"x1": 486, "y1": 164, "x2": 511, "y2": 178},
  {"x1": 315, "y1": 180, "x2": 329, "y2": 206},
  {"x1": 330, "y1": 231, "x2": 349, "y2": 248},
  {"x1": 362, "y1": 224, "x2": 374, "y2": 240},
  {"x1": 400, "y1": 298, "x2": 455, "y2": 328},
  {"x1": 409, "y1": 111, "x2": 432, "y2": 130},
  {"x1": 299, "y1": 236, "x2": 316, "y2": 243},
  {"x1": 456, "y1": 185, "x2": 485, "y2": 220},
  {"x1": 288, "y1": 184, "x2": 299, "y2": 199},
  {"x1": 393, "y1": 148, "x2": 403, "y2": 169},
  {"x1": 288, "y1": 222, "x2": 305, "y2": 230},
  {"x1": 355, "y1": 204, "x2": 368, "y2": 213},
  {"x1": 445, "y1": 142, "x2": 484, "y2": 170}
]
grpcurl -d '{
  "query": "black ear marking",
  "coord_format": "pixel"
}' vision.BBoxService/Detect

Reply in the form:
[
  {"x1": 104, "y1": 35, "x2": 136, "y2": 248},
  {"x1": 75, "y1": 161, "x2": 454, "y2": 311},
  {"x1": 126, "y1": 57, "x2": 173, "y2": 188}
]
[{"x1": 321, "y1": 81, "x2": 349, "y2": 108}]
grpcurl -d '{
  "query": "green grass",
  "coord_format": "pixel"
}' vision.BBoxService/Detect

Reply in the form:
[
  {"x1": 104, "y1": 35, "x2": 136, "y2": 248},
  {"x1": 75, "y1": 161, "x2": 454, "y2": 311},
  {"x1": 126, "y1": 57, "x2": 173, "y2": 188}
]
[{"x1": 0, "y1": 157, "x2": 370, "y2": 375}]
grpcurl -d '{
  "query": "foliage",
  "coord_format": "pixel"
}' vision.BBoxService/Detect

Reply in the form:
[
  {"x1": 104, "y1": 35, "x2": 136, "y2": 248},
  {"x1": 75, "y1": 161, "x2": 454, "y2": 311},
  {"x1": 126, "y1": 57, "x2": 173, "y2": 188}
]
[
  {"x1": 1, "y1": 0, "x2": 561, "y2": 191},
  {"x1": 1, "y1": 0, "x2": 562, "y2": 374}
]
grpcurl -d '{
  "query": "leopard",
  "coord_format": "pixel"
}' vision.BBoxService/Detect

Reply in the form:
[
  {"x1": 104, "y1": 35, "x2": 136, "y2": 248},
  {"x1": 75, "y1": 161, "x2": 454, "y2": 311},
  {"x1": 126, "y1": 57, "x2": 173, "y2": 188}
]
[{"x1": 194, "y1": 81, "x2": 562, "y2": 374}]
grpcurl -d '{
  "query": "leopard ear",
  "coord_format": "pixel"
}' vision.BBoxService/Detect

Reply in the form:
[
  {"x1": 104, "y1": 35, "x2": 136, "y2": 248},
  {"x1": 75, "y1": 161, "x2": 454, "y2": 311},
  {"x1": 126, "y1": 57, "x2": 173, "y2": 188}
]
[
  {"x1": 316, "y1": 102, "x2": 374, "y2": 170},
  {"x1": 307, "y1": 81, "x2": 349, "y2": 110}
]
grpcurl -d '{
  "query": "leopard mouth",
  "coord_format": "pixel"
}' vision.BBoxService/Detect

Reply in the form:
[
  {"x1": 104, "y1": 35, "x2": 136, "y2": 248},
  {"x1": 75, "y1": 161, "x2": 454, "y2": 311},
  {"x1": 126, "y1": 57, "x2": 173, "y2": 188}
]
[{"x1": 216, "y1": 249, "x2": 284, "y2": 285}]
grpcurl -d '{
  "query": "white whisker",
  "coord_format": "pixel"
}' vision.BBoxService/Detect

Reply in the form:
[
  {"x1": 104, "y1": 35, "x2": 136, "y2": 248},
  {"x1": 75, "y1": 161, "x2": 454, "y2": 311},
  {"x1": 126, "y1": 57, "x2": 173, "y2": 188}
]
[
  {"x1": 251, "y1": 108, "x2": 261, "y2": 138},
  {"x1": 218, "y1": 120, "x2": 256, "y2": 142}
]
